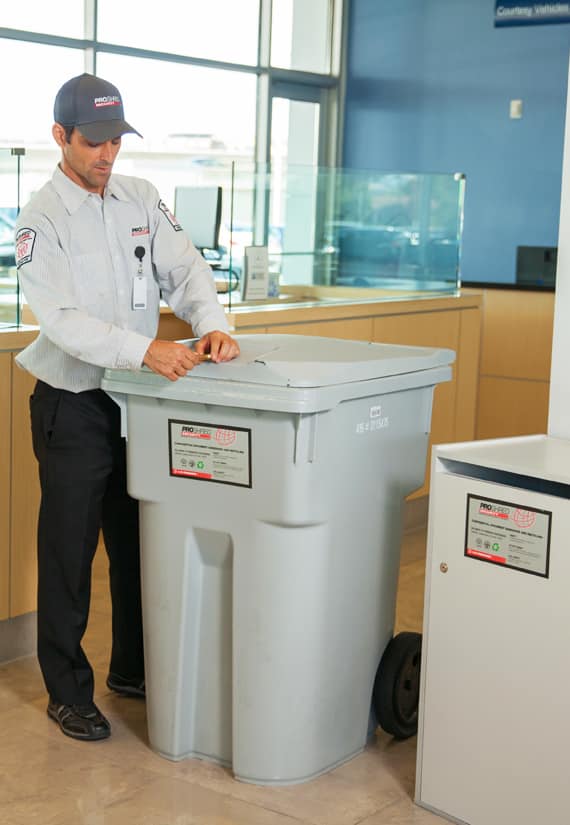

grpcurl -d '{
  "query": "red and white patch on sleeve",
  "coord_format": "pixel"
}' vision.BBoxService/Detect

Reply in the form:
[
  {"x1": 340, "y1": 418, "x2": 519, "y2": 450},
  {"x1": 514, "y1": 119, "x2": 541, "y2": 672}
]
[
  {"x1": 158, "y1": 200, "x2": 182, "y2": 232},
  {"x1": 15, "y1": 227, "x2": 36, "y2": 268}
]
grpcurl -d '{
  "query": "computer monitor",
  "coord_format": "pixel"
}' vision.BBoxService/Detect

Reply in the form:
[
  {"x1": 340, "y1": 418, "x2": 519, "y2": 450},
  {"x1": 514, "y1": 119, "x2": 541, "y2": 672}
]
[
  {"x1": 516, "y1": 245, "x2": 557, "y2": 287},
  {"x1": 174, "y1": 186, "x2": 222, "y2": 251}
]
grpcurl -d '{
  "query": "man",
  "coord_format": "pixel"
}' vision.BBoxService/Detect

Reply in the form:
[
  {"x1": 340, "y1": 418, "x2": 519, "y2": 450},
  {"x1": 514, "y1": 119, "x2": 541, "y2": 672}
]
[{"x1": 15, "y1": 73, "x2": 240, "y2": 742}]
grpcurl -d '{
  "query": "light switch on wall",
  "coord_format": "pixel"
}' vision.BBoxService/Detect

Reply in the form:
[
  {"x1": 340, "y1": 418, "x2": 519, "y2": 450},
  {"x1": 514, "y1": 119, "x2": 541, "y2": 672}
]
[{"x1": 510, "y1": 99, "x2": 523, "y2": 119}]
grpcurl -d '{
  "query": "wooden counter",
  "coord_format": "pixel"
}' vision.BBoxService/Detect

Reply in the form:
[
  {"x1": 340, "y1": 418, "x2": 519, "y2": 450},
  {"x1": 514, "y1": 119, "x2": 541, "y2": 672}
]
[
  {"x1": 469, "y1": 287, "x2": 554, "y2": 439},
  {"x1": 0, "y1": 329, "x2": 41, "y2": 623}
]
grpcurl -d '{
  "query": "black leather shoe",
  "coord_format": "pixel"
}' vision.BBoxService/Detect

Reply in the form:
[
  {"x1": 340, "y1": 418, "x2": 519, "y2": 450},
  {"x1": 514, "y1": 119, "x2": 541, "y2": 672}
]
[
  {"x1": 47, "y1": 700, "x2": 111, "y2": 741},
  {"x1": 106, "y1": 672, "x2": 145, "y2": 699}
]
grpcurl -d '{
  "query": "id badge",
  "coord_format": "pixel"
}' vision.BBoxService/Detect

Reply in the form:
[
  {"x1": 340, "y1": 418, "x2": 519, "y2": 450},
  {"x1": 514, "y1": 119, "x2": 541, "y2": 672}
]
[{"x1": 132, "y1": 275, "x2": 147, "y2": 310}]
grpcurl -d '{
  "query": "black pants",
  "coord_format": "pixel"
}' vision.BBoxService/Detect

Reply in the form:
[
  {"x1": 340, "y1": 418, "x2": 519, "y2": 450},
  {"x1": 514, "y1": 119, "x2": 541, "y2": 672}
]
[{"x1": 30, "y1": 380, "x2": 144, "y2": 705}]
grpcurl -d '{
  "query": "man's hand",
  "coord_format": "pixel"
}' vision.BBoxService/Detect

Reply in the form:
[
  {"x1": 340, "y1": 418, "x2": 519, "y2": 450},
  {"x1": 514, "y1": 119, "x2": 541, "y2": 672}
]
[
  {"x1": 193, "y1": 331, "x2": 240, "y2": 363},
  {"x1": 143, "y1": 339, "x2": 201, "y2": 381}
]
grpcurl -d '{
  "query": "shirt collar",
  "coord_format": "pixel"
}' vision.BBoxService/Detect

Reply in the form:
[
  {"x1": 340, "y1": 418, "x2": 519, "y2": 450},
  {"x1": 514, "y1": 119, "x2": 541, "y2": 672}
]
[
  {"x1": 52, "y1": 165, "x2": 91, "y2": 214},
  {"x1": 52, "y1": 165, "x2": 129, "y2": 214}
]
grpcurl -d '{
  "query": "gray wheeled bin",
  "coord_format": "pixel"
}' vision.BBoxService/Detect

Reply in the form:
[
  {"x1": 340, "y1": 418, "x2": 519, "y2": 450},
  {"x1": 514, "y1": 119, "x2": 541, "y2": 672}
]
[{"x1": 101, "y1": 334, "x2": 454, "y2": 785}]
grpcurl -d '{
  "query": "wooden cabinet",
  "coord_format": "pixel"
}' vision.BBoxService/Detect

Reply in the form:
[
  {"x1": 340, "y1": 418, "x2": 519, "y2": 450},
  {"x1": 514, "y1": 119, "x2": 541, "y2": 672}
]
[
  {"x1": 0, "y1": 353, "x2": 11, "y2": 621},
  {"x1": 474, "y1": 288, "x2": 554, "y2": 439},
  {"x1": 10, "y1": 363, "x2": 39, "y2": 616},
  {"x1": 0, "y1": 332, "x2": 40, "y2": 620}
]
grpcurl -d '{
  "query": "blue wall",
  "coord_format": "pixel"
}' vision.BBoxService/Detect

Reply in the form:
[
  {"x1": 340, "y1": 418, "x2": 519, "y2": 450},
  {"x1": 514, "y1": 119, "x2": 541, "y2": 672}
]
[{"x1": 343, "y1": 0, "x2": 570, "y2": 283}]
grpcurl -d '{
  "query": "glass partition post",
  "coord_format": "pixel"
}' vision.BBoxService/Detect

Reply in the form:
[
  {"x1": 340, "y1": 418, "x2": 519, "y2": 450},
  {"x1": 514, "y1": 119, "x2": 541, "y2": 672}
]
[
  {"x1": 455, "y1": 173, "x2": 466, "y2": 287},
  {"x1": 228, "y1": 161, "x2": 236, "y2": 312},
  {"x1": 14, "y1": 148, "x2": 23, "y2": 326},
  {"x1": 0, "y1": 148, "x2": 24, "y2": 328}
]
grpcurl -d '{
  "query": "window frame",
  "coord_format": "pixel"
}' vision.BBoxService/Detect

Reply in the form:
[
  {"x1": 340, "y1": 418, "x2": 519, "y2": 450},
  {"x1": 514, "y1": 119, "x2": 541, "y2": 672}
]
[{"x1": 0, "y1": 0, "x2": 345, "y2": 166}]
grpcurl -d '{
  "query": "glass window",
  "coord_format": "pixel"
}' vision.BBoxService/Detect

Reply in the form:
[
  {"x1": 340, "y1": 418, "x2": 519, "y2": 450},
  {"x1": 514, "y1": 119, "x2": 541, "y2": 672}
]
[
  {"x1": 97, "y1": 0, "x2": 259, "y2": 66},
  {"x1": 1, "y1": 2, "x2": 84, "y2": 38},
  {"x1": 97, "y1": 53, "x2": 257, "y2": 234},
  {"x1": 0, "y1": 41, "x2": 84, "y2": 146},
  {"x1": 271, "y1": 98, "x2": 320, "y2": 166},
  {"x1": 0, "y1": 42, "x2": 84, "y2": 211},
  {"x1": 97, "y1": 53, "x2": 257, "y2": 158},
  {"x1": 271, "y1": 0, "x2": 332, "y2": 74},
  {"x1": 270, "y1": 99, "x2": 321, "y2": 284}
]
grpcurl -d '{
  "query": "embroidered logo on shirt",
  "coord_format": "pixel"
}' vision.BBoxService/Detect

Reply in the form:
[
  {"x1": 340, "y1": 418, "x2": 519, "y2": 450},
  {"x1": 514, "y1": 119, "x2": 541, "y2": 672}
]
[
  {"x1": 158, "y1": 200, "x2": 182, "y2": 232},
  {"x1": 131, "y1": 225, "x2": 150, "y2": 236},
  {"x1": 15, "y1": 227, "x2": 36, "y2": 268}
]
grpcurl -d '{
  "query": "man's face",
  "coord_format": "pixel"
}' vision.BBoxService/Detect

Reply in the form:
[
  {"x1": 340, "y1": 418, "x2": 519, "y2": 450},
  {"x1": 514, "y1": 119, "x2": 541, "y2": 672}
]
[{"x1": 52, "y1": 124, "x2": 121, "y2": 195}]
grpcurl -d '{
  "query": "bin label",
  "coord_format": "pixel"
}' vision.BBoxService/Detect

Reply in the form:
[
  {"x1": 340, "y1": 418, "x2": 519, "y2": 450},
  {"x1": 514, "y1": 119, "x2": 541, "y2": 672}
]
[
  {"x1": 465, "y1": 494, "x2": 551, "y2": 577},
  {"x1": 168, "y1": 419, "x2": 252, "y2": 487},
  {"x1": 356, "y1": 404, "x2": 390, "y2": 434}
]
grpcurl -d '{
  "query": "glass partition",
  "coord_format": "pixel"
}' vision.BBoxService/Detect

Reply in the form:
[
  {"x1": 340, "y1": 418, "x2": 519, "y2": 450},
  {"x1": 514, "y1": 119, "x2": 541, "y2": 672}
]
[
  {"x1": 6, "y1": 151, "x2": 465, "y2": 326},
  {"x1": 224, "y1": 163, "x2": 465, "y2": 308},
  {"x1": 0, "y1": 148, "x2": 23, "y2": 328}
]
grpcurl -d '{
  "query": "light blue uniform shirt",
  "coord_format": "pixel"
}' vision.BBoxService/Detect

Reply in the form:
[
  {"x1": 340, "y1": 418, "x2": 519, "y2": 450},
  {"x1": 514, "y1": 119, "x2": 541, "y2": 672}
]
[{"x1": 15, "y1": 166, "x2": 229, "y2": 392}]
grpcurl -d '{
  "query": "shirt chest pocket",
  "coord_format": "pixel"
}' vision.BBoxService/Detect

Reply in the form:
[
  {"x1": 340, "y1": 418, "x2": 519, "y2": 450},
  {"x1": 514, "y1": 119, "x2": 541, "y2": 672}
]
[{"x1": 73, "y1": 252, "x2": 113, "y2": 313}]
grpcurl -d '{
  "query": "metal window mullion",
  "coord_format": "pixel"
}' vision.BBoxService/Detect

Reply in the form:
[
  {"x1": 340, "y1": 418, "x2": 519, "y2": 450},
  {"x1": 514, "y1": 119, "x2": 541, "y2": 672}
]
[
  {"x1": 0, "y1": 28, "x2": 338, "y2": 87},
  {"x1": 93, "y1": 41, "x2": 261, "y2": 75},
  {"x1": 84, "y1": 0, "x2": 97, "y2": 73},
  {"x1": 333, "y1": 0, "x2": 349, "y2": 166},
  {"x1": 0, "y1": 27, "x2": 93, "y2": 51},
  {"x1": 258, "y1": 0, "x2": 272, "y2": 68},
  {"x1": 256, "y1": 73, "x2": 271, "y2": 166},
  {"x1": 0, "y1": 28, "x2": 261, "y2": 77},
  {"x1": 269, "y1": 67, "x2": 338, "y2": 88},
  {"x1": 330, "y1": 0, "x2": 345, "y2": 78}
]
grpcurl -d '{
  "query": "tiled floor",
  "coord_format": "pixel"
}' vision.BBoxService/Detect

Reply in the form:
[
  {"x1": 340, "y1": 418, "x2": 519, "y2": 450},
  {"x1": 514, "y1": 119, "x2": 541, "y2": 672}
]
[{"x1": 0, "y1": 529, "x2": 446, "y2": 825}]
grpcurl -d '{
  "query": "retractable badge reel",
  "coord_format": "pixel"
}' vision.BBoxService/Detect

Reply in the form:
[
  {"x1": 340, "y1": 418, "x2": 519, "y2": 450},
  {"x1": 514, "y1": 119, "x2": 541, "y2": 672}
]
[{"x1": 133, "y1": 246, "x2": 147, "y2": 310}]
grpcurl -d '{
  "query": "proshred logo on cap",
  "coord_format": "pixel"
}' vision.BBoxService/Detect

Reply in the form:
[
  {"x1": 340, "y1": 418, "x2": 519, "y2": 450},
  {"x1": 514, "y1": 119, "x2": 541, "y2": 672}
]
[{"x1": 93, "y1": 96, "x2": 121, "y2": 108}]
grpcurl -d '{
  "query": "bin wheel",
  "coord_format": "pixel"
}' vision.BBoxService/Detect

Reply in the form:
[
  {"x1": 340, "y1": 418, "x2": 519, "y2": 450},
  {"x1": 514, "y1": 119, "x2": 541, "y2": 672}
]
[{"x1": 373, "y1": 631, "x2": 422, "y2": 740}]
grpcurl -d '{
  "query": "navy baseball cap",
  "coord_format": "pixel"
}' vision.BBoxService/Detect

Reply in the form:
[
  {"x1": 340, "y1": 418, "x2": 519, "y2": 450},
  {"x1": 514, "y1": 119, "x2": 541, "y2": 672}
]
[{"x1": 54, "y1": 73, "x2": 142, "y2": 142}]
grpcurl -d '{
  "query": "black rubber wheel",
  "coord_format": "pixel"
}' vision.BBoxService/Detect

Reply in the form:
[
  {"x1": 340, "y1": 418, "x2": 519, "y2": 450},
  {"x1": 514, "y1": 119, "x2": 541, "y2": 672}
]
[{"x1": 373, "y1": 631, "x2": 422, "y2": 740}]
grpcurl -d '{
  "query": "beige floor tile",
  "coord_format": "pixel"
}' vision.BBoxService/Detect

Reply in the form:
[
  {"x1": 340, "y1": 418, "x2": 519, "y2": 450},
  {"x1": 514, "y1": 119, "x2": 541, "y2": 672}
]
[
  {"x1": 358, "y1": 796, "x2": 447, "y2": 824},
  {"x1": 117, "y1": 752, "x2": 403, "y2": 825},
  {"x1": 335, "y1": 729, "x2": 418, "y2": 800},
  {"x1": 0, "y1": 695, "x2": 55, "y2": 742},
  {"x1": 1, "y1": 751, "x2": 162, "y2": 825},
  {"x1": 0, "y1": 655, "x2": 45, "y2": 712},
  {"x1": 0, "y1": 528, "x2": 434, "y2": 825},
  {"x1": 62, "y1": 776, "x2": 311, "y2": 825},
  {"x1": 83, "y1": 693, "x2": 403, "y2": 825}
]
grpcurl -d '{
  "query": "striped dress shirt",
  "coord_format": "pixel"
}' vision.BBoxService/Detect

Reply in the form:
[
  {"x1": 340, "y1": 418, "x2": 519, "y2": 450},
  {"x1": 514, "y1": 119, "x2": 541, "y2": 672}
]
[{"x1": 15, "y1": 165, "x2": 229, "y2": 392}]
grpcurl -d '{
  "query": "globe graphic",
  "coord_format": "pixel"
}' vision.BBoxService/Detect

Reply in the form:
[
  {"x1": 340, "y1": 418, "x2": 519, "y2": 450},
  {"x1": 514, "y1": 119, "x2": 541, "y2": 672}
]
[
  {"x1": 215, "y1": 428, "x2": 236, "y2": 446},
  {"x1": 513, "y1": 509, "x2": 536, "y2": 528}
]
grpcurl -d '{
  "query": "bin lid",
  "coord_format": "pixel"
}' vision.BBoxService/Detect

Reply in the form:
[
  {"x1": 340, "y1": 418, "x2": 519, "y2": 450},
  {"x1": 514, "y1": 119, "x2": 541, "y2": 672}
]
[
  {"x1": 191, "y1": 335, "x2": 453, "y2": 387},
  {"x1": 102, "y1": 335, "x2": 455, "y2": 413}
]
